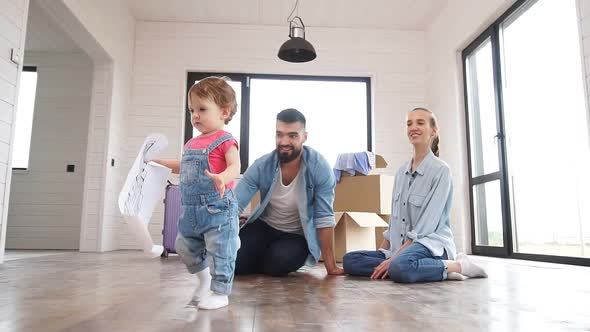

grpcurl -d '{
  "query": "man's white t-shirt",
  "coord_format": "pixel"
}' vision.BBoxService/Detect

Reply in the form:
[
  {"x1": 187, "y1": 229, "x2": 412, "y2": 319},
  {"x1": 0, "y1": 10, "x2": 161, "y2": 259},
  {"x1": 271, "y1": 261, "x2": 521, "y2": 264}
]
[{"x1": 259, "y1": 168, "x2": 303, "y2": 235}]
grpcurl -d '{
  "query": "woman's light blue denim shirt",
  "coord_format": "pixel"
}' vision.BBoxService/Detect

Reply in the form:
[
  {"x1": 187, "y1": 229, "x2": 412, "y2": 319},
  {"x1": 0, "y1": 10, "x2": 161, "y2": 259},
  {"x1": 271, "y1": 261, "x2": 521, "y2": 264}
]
[{"x1": 383, "y1": 151, "x2": 457, "y2": 260}]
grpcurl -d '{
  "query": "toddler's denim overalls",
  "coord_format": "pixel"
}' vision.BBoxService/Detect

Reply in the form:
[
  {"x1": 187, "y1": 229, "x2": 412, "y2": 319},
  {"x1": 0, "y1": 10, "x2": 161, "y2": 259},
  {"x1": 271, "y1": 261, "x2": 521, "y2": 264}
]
[{"x1": 175, "y1": 133, "x2": 239, "y2": 295}]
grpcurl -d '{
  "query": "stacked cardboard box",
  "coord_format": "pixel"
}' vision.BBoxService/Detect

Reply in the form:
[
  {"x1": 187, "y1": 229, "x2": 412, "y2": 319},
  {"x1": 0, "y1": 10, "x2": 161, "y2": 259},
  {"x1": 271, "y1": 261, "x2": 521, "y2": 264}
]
[
  {"x1": 332, "y1": 154, "x2": 394, "y2": 262},
  {"x1": 375, "y1": 214, "x2": 390, "y2": 250}
]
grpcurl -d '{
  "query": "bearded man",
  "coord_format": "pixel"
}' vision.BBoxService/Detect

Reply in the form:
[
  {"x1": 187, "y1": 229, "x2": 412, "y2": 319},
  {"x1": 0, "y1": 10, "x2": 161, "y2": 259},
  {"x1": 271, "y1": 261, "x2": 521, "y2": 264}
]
[{"x1": 234, "y1": 108, "x2": 344, "y2": 277}]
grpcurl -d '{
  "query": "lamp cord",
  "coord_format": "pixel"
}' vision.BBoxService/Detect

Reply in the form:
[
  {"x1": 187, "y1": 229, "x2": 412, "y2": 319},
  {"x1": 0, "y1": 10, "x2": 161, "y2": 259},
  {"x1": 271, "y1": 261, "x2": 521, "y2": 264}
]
[{"x1": 287, "y1": 0, "x2": 299, "y2": 22}]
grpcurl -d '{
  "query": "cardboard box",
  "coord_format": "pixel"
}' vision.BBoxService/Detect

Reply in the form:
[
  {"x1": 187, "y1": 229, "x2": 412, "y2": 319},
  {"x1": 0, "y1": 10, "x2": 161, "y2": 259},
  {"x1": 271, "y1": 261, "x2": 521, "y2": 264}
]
[
  {"x1": 334, "y1": 175, "x2": 394, "y2": 214},
  {"x1": 235, "y1": 177, "x2": 260, "y2": 214},
  {"x1": 242, "y1": 191, "x2": 261, "y2": 214},
  {"x1": 375, "y1": 214, "x2": 390, "y2": 249},
  {"x1": 375, "y1": 154, "x2": 388, "y2": 169},
  {"x1": 333, "y1": 212, "x2": 389, "y2": 262}
]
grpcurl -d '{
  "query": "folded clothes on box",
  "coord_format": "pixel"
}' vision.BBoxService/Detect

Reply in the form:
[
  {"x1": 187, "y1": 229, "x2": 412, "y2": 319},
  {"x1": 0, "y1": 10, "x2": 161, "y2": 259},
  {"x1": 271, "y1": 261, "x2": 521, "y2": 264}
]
[{"x1": 333, "y1": 151, "x2": 375, "y2": 182}]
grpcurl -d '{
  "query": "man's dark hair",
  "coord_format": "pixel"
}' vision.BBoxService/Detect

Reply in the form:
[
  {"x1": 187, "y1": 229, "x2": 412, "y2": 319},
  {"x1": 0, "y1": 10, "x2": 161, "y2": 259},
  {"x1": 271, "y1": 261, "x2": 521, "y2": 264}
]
[{"x1": 276, "y1": 108, "x2": 306, "y2": 128}]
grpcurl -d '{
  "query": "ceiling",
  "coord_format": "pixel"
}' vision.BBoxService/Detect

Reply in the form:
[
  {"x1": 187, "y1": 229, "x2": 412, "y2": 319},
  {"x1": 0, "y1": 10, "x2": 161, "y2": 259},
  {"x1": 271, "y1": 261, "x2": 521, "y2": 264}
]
[
  {"x1": 124, "y1": 0, "x2": 448, "y2": 30},
  {"x1": 24, "y1": 0, "x2": 82, "y2": 52},
  {"x1": 22, "y1": 0, "x2": 448, "y2": 53}
]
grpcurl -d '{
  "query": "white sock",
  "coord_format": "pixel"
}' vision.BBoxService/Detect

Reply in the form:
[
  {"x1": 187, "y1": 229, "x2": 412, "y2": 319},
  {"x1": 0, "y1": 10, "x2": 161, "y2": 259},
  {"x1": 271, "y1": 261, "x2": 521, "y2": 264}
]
[
  {"x1": 457, "y1": 253, "x2": 488, "y2": 278},
  {"x1": 192, "y1": 267, "x2": 212, "y2": 302},
  {"x1": 447, "y1": 272, "x2": 468, "y2": 281},
  {"x1": 198, "y1": 291, "x2": 229, "y2": 310},
  {"x1": 144, "y1": 245, "x2": 164, "y2": 258}
]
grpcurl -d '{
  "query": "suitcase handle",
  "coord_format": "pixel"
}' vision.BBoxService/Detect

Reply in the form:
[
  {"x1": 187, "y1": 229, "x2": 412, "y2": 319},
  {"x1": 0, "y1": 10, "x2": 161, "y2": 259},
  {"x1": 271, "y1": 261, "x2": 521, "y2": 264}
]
[{"x1": 164, "y1": 180, "x2": 178, "y2": 204}]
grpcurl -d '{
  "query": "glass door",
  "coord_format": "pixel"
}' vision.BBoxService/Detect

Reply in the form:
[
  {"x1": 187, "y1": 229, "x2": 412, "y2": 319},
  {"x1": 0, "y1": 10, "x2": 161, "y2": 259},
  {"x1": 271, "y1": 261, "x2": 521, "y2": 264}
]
[{"x1": 464, "y1": 33, "x2": 511, "y2": 255}]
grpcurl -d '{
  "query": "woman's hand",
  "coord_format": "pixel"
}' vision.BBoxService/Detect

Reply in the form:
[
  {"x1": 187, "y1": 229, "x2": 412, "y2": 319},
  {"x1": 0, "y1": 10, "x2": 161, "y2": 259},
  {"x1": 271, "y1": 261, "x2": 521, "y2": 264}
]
[{"x1": 371, "y1": 258, "x2": 392, "y2": 280}]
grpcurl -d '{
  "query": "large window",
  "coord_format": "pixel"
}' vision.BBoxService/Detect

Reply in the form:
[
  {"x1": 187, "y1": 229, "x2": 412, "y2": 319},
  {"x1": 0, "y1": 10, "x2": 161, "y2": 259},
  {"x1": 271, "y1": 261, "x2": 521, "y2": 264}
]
[
  {"x1": 463, "y1": 0, "x2": 590, "y2": 265},
  {"x1": 186, "y1": 73, "x2": 371, "y2": 173},
  {"x1": 12, "y1": 66, "x2": 38, "y2": 170}
]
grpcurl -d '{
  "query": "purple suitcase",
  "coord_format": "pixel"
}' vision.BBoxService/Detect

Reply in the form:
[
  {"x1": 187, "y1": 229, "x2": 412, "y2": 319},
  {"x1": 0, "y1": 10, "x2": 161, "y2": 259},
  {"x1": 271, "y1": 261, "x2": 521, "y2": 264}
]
[{"x1": 162, "y1": 182, "x2": 181, "y2": 257}]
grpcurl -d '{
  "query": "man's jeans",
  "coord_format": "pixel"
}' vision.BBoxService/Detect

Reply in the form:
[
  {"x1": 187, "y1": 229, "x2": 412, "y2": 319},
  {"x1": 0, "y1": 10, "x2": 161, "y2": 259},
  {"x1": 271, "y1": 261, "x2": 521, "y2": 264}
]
[{"x1": 235, "y1": 220, "x2": 309, "y2": 277}]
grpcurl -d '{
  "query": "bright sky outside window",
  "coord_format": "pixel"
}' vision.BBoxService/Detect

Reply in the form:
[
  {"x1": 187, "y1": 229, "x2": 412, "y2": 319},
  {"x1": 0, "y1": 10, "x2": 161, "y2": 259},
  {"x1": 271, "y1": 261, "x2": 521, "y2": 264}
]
[{"x1": 12, "y1": 69, "x2": 38, "y2": 169}]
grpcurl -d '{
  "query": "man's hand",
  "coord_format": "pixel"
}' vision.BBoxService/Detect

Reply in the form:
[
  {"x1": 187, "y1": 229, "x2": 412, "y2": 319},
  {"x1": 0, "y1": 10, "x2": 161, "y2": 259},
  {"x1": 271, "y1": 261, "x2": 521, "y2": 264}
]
[
  {"x1": 238, "y1": 214, "x2": 249, "y2": 227},
  {"x1": 205, "y1": 169, "x2": 226, "y2": 198},
  {"x1": 317, "y1": 228, "x2": 345, "y2": 276},
  {"x1": 326, "y1": 265, "x2": 345, "y2": 276},
  {"x1": 370, "y1": 258, "x2": 392, "y2": 280}
]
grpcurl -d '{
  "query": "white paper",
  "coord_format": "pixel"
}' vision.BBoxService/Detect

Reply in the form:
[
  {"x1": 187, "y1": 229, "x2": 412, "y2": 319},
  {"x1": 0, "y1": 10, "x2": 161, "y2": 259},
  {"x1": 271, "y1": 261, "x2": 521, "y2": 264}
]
[
  {"x1": 118, "y1": 134, "x2": 171, "y2": 257},
  {"x1": 118, "y1": 133, "x2": 171, "y2": 221},
  {"x1": 125, "y1": 215, "x2": 163, "y2": 257}
]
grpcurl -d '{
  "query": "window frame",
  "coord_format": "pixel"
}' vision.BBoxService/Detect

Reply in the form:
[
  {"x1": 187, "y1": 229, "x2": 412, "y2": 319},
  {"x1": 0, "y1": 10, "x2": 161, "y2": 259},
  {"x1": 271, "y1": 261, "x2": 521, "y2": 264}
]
[
  {"x1": 462, "y1": 0, "x2": 590, "y2": 266},
  {"x1": 185, "y1": 72, "x2": 372, "y2": 174}
]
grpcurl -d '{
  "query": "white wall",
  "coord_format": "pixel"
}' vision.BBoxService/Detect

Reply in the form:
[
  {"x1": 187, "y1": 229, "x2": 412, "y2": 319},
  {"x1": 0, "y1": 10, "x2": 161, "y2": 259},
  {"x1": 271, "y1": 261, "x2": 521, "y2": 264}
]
[
  {"x1": 0, "y1": 0, "x2": 135, "y2": 254},
  {"x1": 53, "y1": 0, "x2": 135, "y2": 251},
  {"x1": 6, "y1": 51, "x2": 92, "y2": 249},
  {"x1": 0, "y1": 0, "x2": 30, "y2": 263},
  {"x1": 123, "y1": 21, "x2": 428, "y2": 248},
  {"x1": 1, "y1": 0, "x2": 534, "y2": 254},
  {"x1": 578, "y1": 0, "x2": 590, "y2": 128},
  {"x1": 425, "y1": 0, "x2": 516, "y2": 253}
]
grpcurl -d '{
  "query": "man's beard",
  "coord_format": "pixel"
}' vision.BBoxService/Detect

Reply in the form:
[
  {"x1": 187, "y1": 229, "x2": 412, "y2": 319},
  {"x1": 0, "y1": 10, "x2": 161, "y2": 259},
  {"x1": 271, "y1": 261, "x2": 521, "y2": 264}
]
[{"x1": 277, "y1": 145, "x2": 302, "y2": 163}]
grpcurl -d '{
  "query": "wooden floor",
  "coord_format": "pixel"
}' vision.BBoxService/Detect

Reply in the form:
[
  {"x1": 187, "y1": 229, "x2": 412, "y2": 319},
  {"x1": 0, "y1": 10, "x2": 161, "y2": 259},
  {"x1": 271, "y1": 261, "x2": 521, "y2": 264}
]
[
  {"x1": 3, "y1": 250, "x2": 75, "y2": 262},
  {"x1": 0, "y1": 251, "x2": 589, "y2": 331}
]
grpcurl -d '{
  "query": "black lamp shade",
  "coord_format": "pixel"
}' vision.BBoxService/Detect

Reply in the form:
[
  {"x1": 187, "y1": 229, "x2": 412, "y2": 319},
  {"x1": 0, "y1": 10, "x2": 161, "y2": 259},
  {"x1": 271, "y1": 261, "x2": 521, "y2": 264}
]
[{"x1": 278, "y1": 37, "x2": 317, "y2": 63}]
